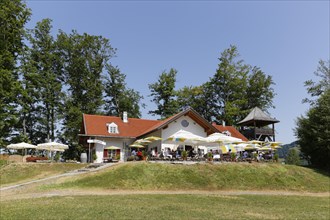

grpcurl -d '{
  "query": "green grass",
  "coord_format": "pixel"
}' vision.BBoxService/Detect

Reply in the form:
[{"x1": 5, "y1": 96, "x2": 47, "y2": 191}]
[
  {"x1": 0, "y1": 163, "x2": 86, "y2": 186},
  {"x1": 55, "y1": 162, "x2": 330, "y2": 192},
  {"x1": 0, "y1": 159, "x2": 7, "y2": 168},
  {"x1": 1, "y1": 194, "x2": 329, "y2": 220}
]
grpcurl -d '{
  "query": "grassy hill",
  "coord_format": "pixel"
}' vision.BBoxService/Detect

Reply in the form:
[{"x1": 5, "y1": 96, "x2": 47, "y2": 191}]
[
  {"x1": 0, "y1": 162, "x2": 85, "y2": 186},
  {"x1": 57, "y1": 162, "x2": 329, "y2": 192}
]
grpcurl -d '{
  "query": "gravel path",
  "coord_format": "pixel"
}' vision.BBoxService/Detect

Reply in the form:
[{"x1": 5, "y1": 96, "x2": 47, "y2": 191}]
[{"x1": 1, "y1": 188, "x2": 329, "y2": 202}]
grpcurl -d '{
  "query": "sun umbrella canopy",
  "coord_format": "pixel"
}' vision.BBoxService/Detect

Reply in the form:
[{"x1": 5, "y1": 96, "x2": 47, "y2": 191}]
[
  {"x1": 144, "y1": 136, "x2": 162, "y2": 141},
  {"x1": 258, "y1": 147, "x2": 272, "y2": 151},
  {"x1": 219, "y1": 145, "x2": 237, "y2": 154},
  {"x1": 248, "y1": 140, "x2": 264, "y2": 145},
  {"x1": 206, "y1": 133, "x2": 243, "y2": 144},
  {"x1": 129, "y1": 144, "x2": 145, "y2": 148},
  {"x1": 37, "y1": 142, "x2": 69, "y2": 150},
  {"x1": 244, "y1": 144, "x2": 260, "y2": 151},
  {"x1": 164, "y1": 130, "x2": 207, "y2": 145},
  {"x1": 7, "y1": 142, "x2": 37, "y2": 150},
  {"x1": 105, "y1": 146, "x2": 120, "y2": 150},
  {"x1": 135, "y1": 139, "x2": 152, "y2": 145}
]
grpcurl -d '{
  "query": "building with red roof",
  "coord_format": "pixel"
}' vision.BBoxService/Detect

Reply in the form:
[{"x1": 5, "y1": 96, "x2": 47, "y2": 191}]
[{"x1": 79, "y1": 107, "x2": 248, "y2": 162}]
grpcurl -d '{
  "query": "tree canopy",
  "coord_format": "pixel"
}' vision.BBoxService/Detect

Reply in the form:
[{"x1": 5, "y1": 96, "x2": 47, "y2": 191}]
[
  {"x1": 1, "y1": 0, "x2": 278, "y2": 160},
  {"x1": 0, "y1": 0, "x2": 31, "y2": 146},
  {"x1": 148, "y1": 68, "x2": 179, "y2": 119},
  {"x1": 295, "y1": 59, "x2": 330, "y2": 170}
]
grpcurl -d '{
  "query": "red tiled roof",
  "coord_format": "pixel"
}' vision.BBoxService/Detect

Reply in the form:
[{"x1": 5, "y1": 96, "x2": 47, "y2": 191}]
[
  {"x1": 81, "y1": 108, "x2": 219, "y2": 139},
  {"x1": 82, "y1": 114, "x2": 161, "y2": 138},
  {"x1": 136, "y1": 111, "x2": 182, "y2": 137},
  {"x1": 213, "y1": 124, "x2": 248, "y2": 141}
]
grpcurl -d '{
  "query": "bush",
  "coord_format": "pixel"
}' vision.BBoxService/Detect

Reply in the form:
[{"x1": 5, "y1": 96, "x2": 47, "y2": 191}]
[
  {"x1": 54, "y1": 153, "x2": 60, "y2": 162},
  {"x1": 127, "y1": 156, "x2": 135, "y2": 161},
  {"x1": 181, "y1": 150, "x2": 187, "y2": 160},
  {"x1": 286, "y1": 148, "x2": 300, "y2": 165}
]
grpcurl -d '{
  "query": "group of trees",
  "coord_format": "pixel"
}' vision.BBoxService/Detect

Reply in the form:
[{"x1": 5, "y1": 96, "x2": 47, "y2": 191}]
[
  {"x1": 0, "y1": 0, "x2": 142, "y2": 158},
  {"x1": 149, "y1": 45, "x2": 275, "y2": 125},
  {"x1": 1, "y1": 0, "x2": 276, "y2": 156},
  {"x1": 295, "y1": 60, "x2": 330, "y2": 170}
]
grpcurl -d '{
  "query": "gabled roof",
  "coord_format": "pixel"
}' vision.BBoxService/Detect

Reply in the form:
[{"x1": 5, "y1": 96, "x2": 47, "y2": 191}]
[
  {"x1": 237, "y1": 107, "x2": 279, "y2": 127},
  {"x1": 212, "y1": 124, "x2": 248, "y2": 141},
  {"x1": 81, "y1": 107, "x2": 219, "y2": 139},
  {"x1": 138, "y1": 107, "x2": 219, "y2": 137},
  {"x1": 81, "y1": 114, "x2": 160, "y2": 138}
]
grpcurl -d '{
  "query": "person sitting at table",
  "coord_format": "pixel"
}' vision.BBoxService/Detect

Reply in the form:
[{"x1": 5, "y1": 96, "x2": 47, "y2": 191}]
[
  {"x1": 137, "y1": 150, "x2": 143, "y2": 160},
  {"x1": 188, "y1": 149, "x2": 194, "y2": 158}
]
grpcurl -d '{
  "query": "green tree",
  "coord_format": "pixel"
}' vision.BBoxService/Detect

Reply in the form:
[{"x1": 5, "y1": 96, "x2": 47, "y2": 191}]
[
  {"x1": 22, "y1": 19, "x2": 63, "y2": 142},
  {"x1": 209, "y1": 45, "x2": 249, "y2": 125},
  {"x1": 148, "y1": 68, "x2": 179, "y2": 119},
  {"x1": 57, "y1": 30, "x2": 115, "y2": 159},
  {"x1": 18, "y1": 47, "x2": 42, "y2": 144},
  {"x1": 245, "y1": 66, "x2": 275, "y2": 113},
  {"x1": 208, "y1": 45, "x2": 275, "y2": 125},
  {"x1": 296, "y1": 89, "x2": 330, "y2": 169},
  {"x1": 0, "y1": 0, "x2": 31, "y2": 146},
  {"x1": 177, "y1": 83, "x2": 214, "y2": 122},
  {"x1": 303, "y1": 59, "x2": 330, "y2": 105},
  {"x1": 285, "y1": 148, "x2": 300, "y2": 165},
  {"x1": 104, "y1": 65, "x2": 143, "y2": 118}
]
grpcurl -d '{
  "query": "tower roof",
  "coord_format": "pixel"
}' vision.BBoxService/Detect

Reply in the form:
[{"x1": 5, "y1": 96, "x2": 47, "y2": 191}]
[{"x1": 237, "y1": 107, "x2": 279, "y2": 126}]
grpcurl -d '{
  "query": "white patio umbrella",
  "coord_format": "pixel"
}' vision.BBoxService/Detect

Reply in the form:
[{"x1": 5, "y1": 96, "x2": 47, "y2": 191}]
[
  {"x1": 105, "y1": 146, "x2": 120, "y2": 150},
  {"x1": 144, "y1": 136, "x2": 162, "y2": 142},
  {"x1": 37, "y1": 142, "x2": 69, "y2": 151},
  {"x1": 135, "y1": 139, "x2": 152, "y2": 145},
  {"x1": 129, "y1": 144, "x2": 145, "y2": 148},
  {"x1": 7, "y1": 142, "x2": 37, "y2": 150},
  {"x1": 164, "y1": 130, "x2": 207, "y2": 145},
  {"x1": 6, "y1": 142, "x2": 37, "y2": 156},
  {"x1": 164, "y1": 130, "x2": 207, "y2": 151},
  {"x1": 205, "y1": 133, "x2": 243, "y2": 144}
]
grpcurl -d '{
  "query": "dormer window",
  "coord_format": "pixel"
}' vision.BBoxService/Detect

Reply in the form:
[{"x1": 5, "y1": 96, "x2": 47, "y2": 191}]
[{"x1": 107, "y1": 122, "x2": 119, "y2": 134}]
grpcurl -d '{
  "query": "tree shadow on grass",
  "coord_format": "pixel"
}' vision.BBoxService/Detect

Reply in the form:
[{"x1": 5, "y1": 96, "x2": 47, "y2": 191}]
[{"x1": 300, "y1": 165, "x2": 330, "y2": 177}]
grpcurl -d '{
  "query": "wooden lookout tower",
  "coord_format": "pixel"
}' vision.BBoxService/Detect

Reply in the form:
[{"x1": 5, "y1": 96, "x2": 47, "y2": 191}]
[{"x1": 237, "y1": 107, "x2": 280, "y2": 141}]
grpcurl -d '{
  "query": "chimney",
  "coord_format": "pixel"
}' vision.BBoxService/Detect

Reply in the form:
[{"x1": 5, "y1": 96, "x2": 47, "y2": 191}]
[
  {"x1": 123, "y1": 111, "x2": 128, "y2": 123},
  {"x1": 222, "y1": 120, "x2": 226, "y2": 127}
]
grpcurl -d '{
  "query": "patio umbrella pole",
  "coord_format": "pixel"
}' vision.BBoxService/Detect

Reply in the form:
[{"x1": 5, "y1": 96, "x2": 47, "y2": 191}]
[{"x1": 88, "y1": 142, "x2": 91, "y2": 163}]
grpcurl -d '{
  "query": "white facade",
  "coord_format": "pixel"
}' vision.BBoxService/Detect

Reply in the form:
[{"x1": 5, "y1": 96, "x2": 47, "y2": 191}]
[
  {"x1": 93, "y1": 115, "x2": 209, "y2": 163},
  {"x1": 160, "y1": 115, "x2": 208, "y2": 152},
  {"x1": 93, "y1": 138, "x2": 134, "y2": 163}
]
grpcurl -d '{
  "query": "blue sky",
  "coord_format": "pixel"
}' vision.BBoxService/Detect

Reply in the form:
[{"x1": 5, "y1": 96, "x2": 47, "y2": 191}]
[{"x1": 25, "y1": 0, "x2": 329, "y2": 144}]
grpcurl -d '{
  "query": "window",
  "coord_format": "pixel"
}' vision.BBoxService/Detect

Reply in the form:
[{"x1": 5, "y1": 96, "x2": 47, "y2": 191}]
[
  {"x1": 181, "y1": 120, "x2": 189, "y2": 127},
  {"x1": 107, "y1": 122, "x2": 119, "y2": 134}
]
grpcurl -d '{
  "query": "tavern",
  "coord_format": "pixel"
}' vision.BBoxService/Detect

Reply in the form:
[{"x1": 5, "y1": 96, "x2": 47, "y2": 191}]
[{"x1": 79, "y1": 107, "x2": 248, "y2": 163}]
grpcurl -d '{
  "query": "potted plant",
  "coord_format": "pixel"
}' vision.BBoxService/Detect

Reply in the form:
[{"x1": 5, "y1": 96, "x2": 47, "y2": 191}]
[
  {"x1": 274, "y1": 153, "x2": 279, "y2": 163},
  {"x1": 207, "y1": 152, "x2": 213, "y2": 161},
  {"x1": 92, "y1": 153, "x2": 97, "y2": 162},
  {"x1": 181, "y1": 150, "x2": 187, "y2": 160},
  {"x1": 230, "y1": 152, "x2": 236, "y2": 162},
  {"x1": 142, "y1": 150, "x2": 148, "y2": 161}
]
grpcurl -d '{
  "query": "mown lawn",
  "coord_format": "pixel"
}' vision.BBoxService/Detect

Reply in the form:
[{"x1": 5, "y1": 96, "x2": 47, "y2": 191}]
[
  {"x1": 55, "y1": 162, "x2": 330, "y2": 192},
  {"x1": 0, "y1": 163, "x2": 86, "y2": 186},
  {"x1": 1, "y1": 194, "x2": 329, "y2": 220}
]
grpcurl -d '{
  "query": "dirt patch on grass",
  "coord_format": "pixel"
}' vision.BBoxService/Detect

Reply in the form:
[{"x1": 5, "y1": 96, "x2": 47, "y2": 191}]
[{"x1": 1, "y1": 188, "x2": 329, "y2": 202}]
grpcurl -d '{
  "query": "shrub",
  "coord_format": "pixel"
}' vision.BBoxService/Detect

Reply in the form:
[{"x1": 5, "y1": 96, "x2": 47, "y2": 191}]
[
  {"x1": 181, "y1": 150, "x2": 187, "y2": 160},
  {"x1": 286, "y1": 148, "x2": 300, "y2": 165}
]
